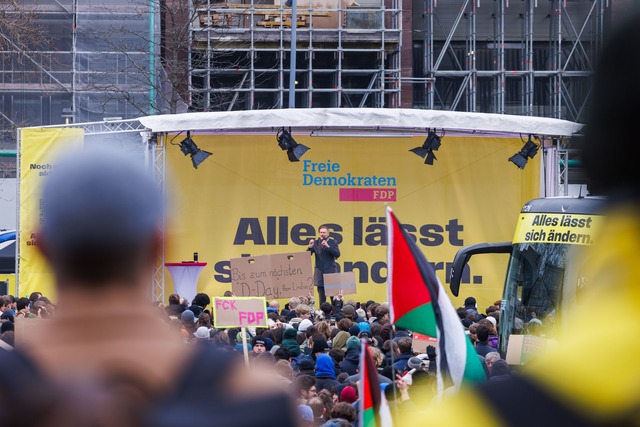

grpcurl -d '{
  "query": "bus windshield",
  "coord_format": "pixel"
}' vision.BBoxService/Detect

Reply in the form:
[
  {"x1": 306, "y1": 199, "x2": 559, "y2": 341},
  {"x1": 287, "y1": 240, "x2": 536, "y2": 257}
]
[{"x1": 498, "y1": 242, "x2": 573, "y2": 354}]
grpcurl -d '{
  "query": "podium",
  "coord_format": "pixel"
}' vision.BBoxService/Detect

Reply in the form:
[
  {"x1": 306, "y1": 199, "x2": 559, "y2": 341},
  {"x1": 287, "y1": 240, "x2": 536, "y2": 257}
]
[{"x1": 165, "y1": 262, "x2": 207, "y2": 304}]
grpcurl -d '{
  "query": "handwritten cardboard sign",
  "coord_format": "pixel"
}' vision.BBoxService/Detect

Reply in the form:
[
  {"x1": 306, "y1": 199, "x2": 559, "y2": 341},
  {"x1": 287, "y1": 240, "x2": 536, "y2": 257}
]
[
  {"x1": 505, "y1": 334, "x2": 551, "y2": 365},
  {"x1": 323, "y1": 271, "x2": 357, "y2": 296},
  {"x1": 230, "y1": 252, "x2": 313, "y2": 299},
  {"x1": 212, "y1": 297, "x2": 268, "y2": 328},
  {"x1": 412, "y1": 332, "x2": 438, "y2": 354}
]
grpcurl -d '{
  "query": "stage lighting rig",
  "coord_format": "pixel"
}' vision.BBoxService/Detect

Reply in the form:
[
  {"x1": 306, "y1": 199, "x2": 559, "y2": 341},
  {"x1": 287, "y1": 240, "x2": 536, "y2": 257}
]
[
  {"x1": 410, "y1": 128, "x2": 444, "y2": 165},
  {"x1": 179, "y1": 131, "x2": 212, "y2": 169},
  {"x1": 509, "y1": 135, "x2": 540, "y2": 169},
  {"x1": 277, "y1": 128, "x2": 310, "y2": 162}
]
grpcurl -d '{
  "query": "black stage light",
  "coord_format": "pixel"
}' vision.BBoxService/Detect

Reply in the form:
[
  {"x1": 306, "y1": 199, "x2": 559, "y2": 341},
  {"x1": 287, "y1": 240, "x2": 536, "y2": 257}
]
[
  {"x1": 277, "y1": 128, "x2": 310, "y2": 162},
  {"x1": 180, "y1": 131, "x2": 212, "y2": 169},
  {"x1": 410, "y1": 128, "x2": 443, "y2": 165},
  {"x1": 509, "y1": 135, "x2": 539, "y2": 169}
]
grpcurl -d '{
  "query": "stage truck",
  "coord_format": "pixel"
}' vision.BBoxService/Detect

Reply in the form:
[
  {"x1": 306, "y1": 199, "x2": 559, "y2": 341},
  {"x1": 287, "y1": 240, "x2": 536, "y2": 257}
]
[{"x1": 449, "y1": 197, "x2": 604, "y2": 357}]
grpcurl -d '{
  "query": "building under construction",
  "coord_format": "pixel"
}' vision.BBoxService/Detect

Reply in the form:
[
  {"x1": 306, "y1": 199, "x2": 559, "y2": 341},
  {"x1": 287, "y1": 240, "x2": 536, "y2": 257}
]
[
  {"x1": 0, "y1": 0, "x2": 630, "y2": 145},
  {"x1": 191, "y1": 0, "x2": 621, "y2": 119}
]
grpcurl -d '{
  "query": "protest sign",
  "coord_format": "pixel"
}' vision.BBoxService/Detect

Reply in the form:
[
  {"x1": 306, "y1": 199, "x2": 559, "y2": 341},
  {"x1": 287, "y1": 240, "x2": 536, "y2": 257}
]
[
  {"x1": 323, "y1": 271, "x2": 357, "y2": 296},
  {"x1": 212, "y1": 296, "x2": 268, "y2": 328},
  {"x1": 230, "y1": 252, "x2": 313, "y2": 299},
  {"x1": 505, "y1": 334, "x2": 551, "y2": 365}
]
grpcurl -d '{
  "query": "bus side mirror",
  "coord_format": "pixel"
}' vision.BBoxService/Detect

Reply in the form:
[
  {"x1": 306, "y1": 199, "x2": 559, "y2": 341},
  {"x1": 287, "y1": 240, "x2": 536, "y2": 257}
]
[{"x1": 449, "y1": 242, "x2": 513, "y2": 296}]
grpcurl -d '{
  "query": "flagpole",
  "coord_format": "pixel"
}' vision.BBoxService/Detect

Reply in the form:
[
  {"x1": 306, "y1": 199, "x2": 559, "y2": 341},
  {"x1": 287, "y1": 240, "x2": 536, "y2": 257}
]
[{"x1": 388, "y1": 326, "x2": 401, "y2": 425}]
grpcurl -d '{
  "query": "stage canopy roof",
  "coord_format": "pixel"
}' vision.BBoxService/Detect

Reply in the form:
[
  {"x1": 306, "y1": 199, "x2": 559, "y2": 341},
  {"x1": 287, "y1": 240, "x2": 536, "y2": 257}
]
[{"x1": 139, "y1": 108, "x2": 582, "y2": 137}]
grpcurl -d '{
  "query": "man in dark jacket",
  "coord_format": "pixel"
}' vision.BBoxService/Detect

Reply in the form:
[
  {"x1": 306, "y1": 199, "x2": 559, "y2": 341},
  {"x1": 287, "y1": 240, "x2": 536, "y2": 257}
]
[
  {"x1": 474, "y1": 325, "x2": 494, "y2": 357},
  {"x1": 307, "y1": 225, "x2": 340, "y2": 304},
  {"x1": 339, "y1": 336, "x2": 360, "y2": 376},
  {"x1": 383, "y1": 337, "x2": 413, "y2": 379}
]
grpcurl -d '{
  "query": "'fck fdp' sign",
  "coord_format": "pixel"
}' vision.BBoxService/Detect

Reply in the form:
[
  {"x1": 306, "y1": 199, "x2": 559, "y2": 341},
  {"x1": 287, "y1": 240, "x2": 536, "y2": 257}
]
[{"x1": 213, "y1": 297, "x2": 268, "y2": 328}]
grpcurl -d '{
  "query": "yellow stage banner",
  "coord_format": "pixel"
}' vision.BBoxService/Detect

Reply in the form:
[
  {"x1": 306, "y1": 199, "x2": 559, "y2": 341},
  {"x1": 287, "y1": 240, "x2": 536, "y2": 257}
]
[
  {"x1": 165, "y1": 134, "x2": 539, "y2": 311},
  {"x1": 18, "y1": 128, "x2": 84, "y2": 299}
]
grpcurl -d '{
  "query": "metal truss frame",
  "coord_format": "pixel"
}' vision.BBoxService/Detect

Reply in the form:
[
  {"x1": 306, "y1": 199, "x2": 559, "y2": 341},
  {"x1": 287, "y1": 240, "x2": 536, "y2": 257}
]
[{"x1": 423, "y1": 0, "x2": 607, "y2": 121}]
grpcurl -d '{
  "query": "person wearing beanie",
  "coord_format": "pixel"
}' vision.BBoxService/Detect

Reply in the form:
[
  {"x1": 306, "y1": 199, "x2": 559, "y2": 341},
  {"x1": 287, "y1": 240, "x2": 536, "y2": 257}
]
[
  {"x1": 357, "y1": 321, "x2": 371, "y2": 334},
  {"x1": 252, "y1": 336, "x2": 268, "y2": 354},
  {"x1": 264, "y1": 337, "x2": 274, "y2": 352},
  {"x1": 282, "y1": 327, "x2": 302, "y2": 358},
  {"x1": 340, "y1": 385, "x2": 357, "y2": 404},
  {"x1": 193, "y1": 326, "x2": 210, "y2": 341},
  {"x1": 235, "y1": 331, "x2": 253, "y2": 353},
  {"x1": 298, "y1": 318, "x2": 313, "y2": 334},
  {"x1": 339, "y1": 336, "x2": 360, "y2": 375},
  {"x1": 180, "y1": 309, "x2": 197, "y2": 336},
  {"x1": 297, "y1": 358, "x2": 316, "y2": 377},
  {"x1": 312, "y1": 337, "x2": 330, "y2": 357},
  {"x1": 342, "y1": 304, "x2": 355, "y2": 318},
  {"x1": 315, "y1": 354, "x2": 340, "y2": 393},
  {"x1": 348, "y1": 325, "x2": 360, "y2": 337}
]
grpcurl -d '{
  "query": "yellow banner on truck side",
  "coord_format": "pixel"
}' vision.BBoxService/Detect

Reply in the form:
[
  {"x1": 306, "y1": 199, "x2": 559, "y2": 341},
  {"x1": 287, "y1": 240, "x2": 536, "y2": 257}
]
[
  {"x1": 165, "y1": 134, "x2": 540, "y2": 311},
  {"x1": 513, "y1": 213, "x2": 603, "y2": 245},
  {"x1": 18, "y1": 128, "x2": 84, "y2": 299}
]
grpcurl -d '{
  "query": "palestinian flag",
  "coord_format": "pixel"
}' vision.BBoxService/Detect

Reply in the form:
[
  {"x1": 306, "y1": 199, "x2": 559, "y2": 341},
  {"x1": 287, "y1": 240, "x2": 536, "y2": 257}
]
[
  {"x1": 360, "y1": 341, "x2": 392, "y2": 427},
  {"x1": 387, "y1": 207, "x2": 486, "y2": 392}
]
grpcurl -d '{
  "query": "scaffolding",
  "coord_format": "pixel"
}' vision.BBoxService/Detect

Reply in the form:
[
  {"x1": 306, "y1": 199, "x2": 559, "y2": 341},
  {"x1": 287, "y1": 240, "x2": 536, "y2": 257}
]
[
  {"x1": 189, "y1": 0, "x2": 403, "y2": 110},
  {"x1": 417, "y1": 0, "x2": 608, "y2": 121},
  {"x1": 0, "y1": 1, "x2": 157, "y2": 131}
]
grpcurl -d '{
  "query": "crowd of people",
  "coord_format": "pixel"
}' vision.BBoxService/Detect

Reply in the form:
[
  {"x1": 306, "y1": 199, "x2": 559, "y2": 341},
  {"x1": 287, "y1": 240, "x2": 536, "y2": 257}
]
[
  {"x1": 0, "y1": 287, "x2": 517, "y2": 426},
  {"x1": 168, "y1": 292, "x2": 516, "y2": 424},
  {"x1": 0, "y1": 292, "x2": 509, "y2": 427}
]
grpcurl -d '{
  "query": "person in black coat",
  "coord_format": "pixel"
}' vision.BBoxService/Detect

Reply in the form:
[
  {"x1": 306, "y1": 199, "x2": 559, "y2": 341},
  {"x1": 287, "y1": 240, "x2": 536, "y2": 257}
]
[{"x1": 307, "y1": 225, "x2": 340, "y2": 304}]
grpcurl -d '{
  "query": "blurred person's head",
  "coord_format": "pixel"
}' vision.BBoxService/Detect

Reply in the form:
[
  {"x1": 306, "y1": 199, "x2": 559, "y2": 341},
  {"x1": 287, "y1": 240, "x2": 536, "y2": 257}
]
[
  {"x1": 274, "y1": 346, "x2": 291, "y2": 362},
  {"x1": 328, "y1": 347, "x2": 345, "y2": 364},
  {"x1": 337, "y1": 318, "x2": 353, "y2": 332},
  {"x1": 367, "y1": 303, "x2": 380, "y2": 318},
  {"x1": 0, "y1": 296, "x2": 10, "y2": 312},
  {"x1": 295, "y1": 375, "x2": 317, "y2": 400},
  {"x1": 16, "y1": 297, "x2": 30, "y2": 313},
  {"x1": 275, "y1": 359, "x2": 293, "y2": 380},
  {"x1": 478, "y1": 318, "x2": 497, "y2": 335},
  {"x1": 288, "y1": 297, "x2": 300, "y2": 311},
  {"x1": 296, "y1": 304, "x2": 312, "y2": 320},
  {"x1": 196, "y1": 313, "x2": 212, "y2": 329},
  {"x1": 192, "y1": 293, "x2": 210, "y2": 309},
  {"x1": 584, "y1": 15, "x2": 640, "y2": 197},
  {"x1": 374, "y1": 305, "x2": 389, "y2": 321},
  {"x1": 316, "y1": 389, "x2": 335, "y2": 421},
  {"x1": 369, "y1": 346, "x2": 384, "y2": 367},
  {"x1": 306, "y1": 396, "x2": 326, "y2": 421},
  {"x1": 397, "y1": 337, "x2": 413, "y2": 355},
  {"x1": 476, "y1": 324, "x2": 489, "y2": 343},
  {"x1": 28, "y1": 292, "x2": 41, "y2": 304},
  {"x1": 485, "y1": 352, "x2": 501, "y2": 373},
  {"x1": 330, "y1": 402, "x2": 356, "y2": 422},
  {"x1": 316, "y1": 321, "x2": 332, "y2": 340},
  {"x1": 38, "y1": 148, "x2": 162, "y2": 293}
]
